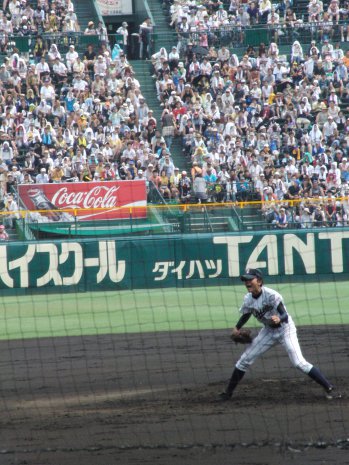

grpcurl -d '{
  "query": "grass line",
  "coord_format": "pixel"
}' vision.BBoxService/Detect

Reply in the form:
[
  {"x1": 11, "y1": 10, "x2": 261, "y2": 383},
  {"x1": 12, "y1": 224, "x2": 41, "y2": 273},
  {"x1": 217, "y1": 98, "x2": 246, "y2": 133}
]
[{"x1": 0, "y1": 282, "x2": 348, "y2": 340}]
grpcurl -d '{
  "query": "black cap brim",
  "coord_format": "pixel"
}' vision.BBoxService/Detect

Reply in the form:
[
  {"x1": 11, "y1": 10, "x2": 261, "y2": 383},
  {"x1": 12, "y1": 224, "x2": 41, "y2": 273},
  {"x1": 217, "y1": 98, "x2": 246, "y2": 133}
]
[{"x1": 240, "y1": 274, "x2": 259, "y2": 281}]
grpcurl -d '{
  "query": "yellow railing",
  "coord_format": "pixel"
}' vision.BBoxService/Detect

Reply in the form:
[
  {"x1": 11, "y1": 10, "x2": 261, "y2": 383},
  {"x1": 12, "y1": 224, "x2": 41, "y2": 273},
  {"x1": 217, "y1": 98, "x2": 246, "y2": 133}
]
[{"x1": 0, "y1": 196, "x2": 347, "y2": 221}]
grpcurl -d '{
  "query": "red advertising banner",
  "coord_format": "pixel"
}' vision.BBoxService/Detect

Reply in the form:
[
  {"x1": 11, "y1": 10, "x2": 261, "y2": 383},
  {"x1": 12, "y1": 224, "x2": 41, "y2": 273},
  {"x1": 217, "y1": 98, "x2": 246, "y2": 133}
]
[{"x1": 18, "y1": 181, "x2": 147, "y2": 222}]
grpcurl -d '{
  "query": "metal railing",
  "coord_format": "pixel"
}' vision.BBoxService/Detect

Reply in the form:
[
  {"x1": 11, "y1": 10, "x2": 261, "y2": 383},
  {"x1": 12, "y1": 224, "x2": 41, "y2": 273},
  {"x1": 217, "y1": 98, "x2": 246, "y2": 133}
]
[
  {"x1": 149, "y1": 21, "x2": 349, "y2": 50},
  {"x1": 6, "y1": 19, "x2": 349, "y2": 63},
  {"x1": 7, "y1": 33, "x2": 102, "y2": 57},
  {"x1": 1, "y1": 196, "x2": 349, "y2": 240}
]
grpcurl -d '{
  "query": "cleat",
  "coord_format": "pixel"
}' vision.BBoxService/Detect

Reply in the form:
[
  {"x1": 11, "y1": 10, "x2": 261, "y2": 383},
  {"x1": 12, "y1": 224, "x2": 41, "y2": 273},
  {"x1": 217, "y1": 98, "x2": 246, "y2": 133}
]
[
  {"x1": 218, "y1": 391, "x2": 232, "y2": 401},
  {"x1": 326, "y1": 387, "x2": 342, "y2": 400}
]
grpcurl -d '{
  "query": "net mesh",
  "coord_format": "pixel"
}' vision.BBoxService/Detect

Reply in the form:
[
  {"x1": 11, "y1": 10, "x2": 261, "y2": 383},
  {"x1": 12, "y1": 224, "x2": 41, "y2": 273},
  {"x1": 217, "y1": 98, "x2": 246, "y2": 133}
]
[{"x1": 0, "y1": 205, "x2": 348, "y2": 465}]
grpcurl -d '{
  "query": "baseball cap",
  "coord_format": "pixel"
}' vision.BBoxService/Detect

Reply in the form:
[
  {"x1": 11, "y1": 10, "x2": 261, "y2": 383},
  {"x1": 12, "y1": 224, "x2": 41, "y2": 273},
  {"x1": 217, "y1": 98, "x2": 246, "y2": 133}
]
[{"x1": 240, "y1": 268, "x2": 263, "y2": 281}]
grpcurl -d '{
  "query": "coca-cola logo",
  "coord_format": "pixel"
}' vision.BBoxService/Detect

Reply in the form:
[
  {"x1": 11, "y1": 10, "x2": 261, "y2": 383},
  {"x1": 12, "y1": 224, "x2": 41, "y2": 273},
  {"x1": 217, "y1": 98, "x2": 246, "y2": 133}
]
[{"x1": 51, "y1": 186, "x2": 120, "y2": 209}]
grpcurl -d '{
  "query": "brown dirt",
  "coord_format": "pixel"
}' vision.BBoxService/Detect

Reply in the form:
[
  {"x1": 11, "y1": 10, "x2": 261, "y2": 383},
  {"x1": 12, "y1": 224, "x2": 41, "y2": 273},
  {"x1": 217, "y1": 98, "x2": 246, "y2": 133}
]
[{"x1": 0, "y1": 326, "x2": 348, "y2": 465}]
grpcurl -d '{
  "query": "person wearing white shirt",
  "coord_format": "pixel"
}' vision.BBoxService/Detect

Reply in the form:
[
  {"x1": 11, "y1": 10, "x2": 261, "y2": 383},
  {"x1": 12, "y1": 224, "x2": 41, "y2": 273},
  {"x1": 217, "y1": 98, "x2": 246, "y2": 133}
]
[
  {"x1": 94, "y1": 55, "x2": 107, "y2": 77},
  {"x1": 73, "y1": 76, "x2": 89, "y2": 94},
  {"x1": 261, "y1": 81, "x2": 273, "y2": 100},
  {"x1": 36, "y1": 99, "x2": 52, "y2": 117},
  {"x1": 285, "y1": 160, "x2": 298, "y2": 177},
  {"x1": 116, "y1": 22, "x2": 129, "y2": 55},
  {"x1": 3, "y1": 194, "x2": 19, "y2": 228},
  {"x1": 217, "y1": 45, "x2": 230, "y2": 63},
  {"x1": 211, "y1": 70, "x2": 224, "y2": 91},
  {"x1": 70, "y1": 55, "x2": 84, "y2": 75},
  {"x1": 66, "y1": 45, "x2": 79, "y2": 73},
  {"x1": 254, "y1": 172, "x2": 266, "y2": 197},
  {"x1": 52, "y1": 57, "x2": 68, "y2": 83},
  {"x1": 321, "y1": 40, "x2": 334, "y2": 56},
  {"x1": 40, "y1": 81, "x2": 56, "y2": 103},
  {"x1": 249, "y1": 159, "x2": 264, "y2": 180},
  {"x1": 35, "y1": 57, "x2": 50, "y2": 80},
  {"x1": 250, "y1": 81, "x2": 262, "y2": 100},
  {"x1": 26, "y1": 123, "x2": 41, "y2": 143},
  {"x1": 36, "y1": 168, "x2": 50, "y2": 184},
  {"x1": 322, "y1": 117, "x2": 338, "y2": 140},
  {"x1": 221, "y1": 88, "x2": 235, "y2": 109},
  {"x1": 327, "y1": 161, "x2": 342, "y2": 187},
  {"x1": 273, "y1": 62, "x2": 288, "y2": 82},
  {"x1": 168, "y1": 46, "x2": 179, "y2": 68},
  {"x1": 216, "y1": 4, "x2": 228, "y2": 23}
]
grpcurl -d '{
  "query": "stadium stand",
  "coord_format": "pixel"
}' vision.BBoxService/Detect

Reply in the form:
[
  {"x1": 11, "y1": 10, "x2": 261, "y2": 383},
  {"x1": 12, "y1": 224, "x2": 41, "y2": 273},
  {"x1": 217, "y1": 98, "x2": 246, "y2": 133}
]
[
  {"x1": 142, "y1": 0, "x2": 349, "y2": 227},
  {"x1": 2, "y1": 0, "x2": 349, "y2": 234}
]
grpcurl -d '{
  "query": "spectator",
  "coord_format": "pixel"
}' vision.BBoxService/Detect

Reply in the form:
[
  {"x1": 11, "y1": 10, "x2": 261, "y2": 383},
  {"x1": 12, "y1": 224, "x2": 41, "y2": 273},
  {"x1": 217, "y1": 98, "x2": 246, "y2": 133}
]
[
  {"x1": 161, "y1": 109, "x2": 176, "y2": 149},
  {"x1": 116, "y1": 22, "x2": 129, "y2": 56},
  {"x1": 272, "y1": 206, "x2": 289, "y2": 228},
  {"x1": 193, "y1": 172, "x2": 208, "y2": 203},
  {"x1": 297, "y1": 206, "x2": 314, "y2": 228},
  {"x1": 3, "y1": 193, "x2": 19, "y2": 229},
  {"x1": 312, "y1": 204, "x2": 326, "y2": 227},
  {"x1": 85, "y1": 21, "x2": 97, "y2": 35},
  {"x1": 0, "y1": 224, "x2": 9, "y2": 240},
  {"x1": 36, "y1": 168, "x2": 50, "y2": 184},
  {"x1": 139, "y1": 18, "x2": 153, "y2": 60}
]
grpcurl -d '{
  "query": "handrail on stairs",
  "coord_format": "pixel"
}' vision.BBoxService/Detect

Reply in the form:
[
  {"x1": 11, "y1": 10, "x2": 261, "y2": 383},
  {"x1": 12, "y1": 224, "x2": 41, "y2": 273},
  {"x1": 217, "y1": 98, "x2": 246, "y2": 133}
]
[
  {"x1": 92, "y1": 0, "x2": 105, "y2": 28},
  {"x1": 202, "y1": 205, "x2": 213, "y2": 233},
  {"x1": 144, "y1": 0, "x2": 156, "y2": 27}
]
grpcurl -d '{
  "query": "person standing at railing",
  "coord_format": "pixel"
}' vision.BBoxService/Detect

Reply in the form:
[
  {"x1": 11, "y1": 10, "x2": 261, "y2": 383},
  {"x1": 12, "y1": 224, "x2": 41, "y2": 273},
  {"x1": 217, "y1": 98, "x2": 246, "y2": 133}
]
[
  {"x1": 116, "y1": 22, "x2": 129, "y2": 57},
  {"x1": 193, "y1": 172, "x2": 208, "y2": 204},
  {"x1": 64, "y1": 9, "x2": 80, "y2": 33},
  {"x1": 85, "y1": 21, "x2": 97, "y2": 35},
  {"x1": 139, "y1": 18, "x2": 153, "y2": 60},
  {"x1": 272, "y1": 206, "x2": 289, "y2": 228},
  {"x1": 236, "y1": 6, "x2": 251, "y2": 43},
  {"x1": 97, "y1": 20, "x2": 108, "y2": 43},
  {"x1": 3, "y1": 193, "x2": 19, "y2": 229}
]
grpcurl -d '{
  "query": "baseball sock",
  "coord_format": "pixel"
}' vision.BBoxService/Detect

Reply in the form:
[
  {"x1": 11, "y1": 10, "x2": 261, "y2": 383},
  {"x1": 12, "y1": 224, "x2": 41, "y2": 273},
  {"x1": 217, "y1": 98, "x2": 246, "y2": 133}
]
[
  {"x1": 225, "y1": 367, "x2": 245, "y2": 396},
  {"x1": 308, "y1": 367, "x2": 332, "y2": 391}
]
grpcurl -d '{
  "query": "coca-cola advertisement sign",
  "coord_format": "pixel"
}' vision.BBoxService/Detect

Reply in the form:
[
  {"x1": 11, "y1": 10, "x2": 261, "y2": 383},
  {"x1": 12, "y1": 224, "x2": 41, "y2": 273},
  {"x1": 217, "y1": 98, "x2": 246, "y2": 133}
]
[{"x1": 18, "y1": 181, "x2": 147, "y2": 222}]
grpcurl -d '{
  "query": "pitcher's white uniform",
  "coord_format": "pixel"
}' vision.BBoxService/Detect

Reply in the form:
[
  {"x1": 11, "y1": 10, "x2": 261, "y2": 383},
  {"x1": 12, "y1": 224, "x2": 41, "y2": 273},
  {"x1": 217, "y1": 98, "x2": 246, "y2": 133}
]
[
  {"x1": 219, "y1": 269, "x2": 337, "y2": 401},
  {"x1": 236, "y1": 286, "x2": 313, "y2": 374}
]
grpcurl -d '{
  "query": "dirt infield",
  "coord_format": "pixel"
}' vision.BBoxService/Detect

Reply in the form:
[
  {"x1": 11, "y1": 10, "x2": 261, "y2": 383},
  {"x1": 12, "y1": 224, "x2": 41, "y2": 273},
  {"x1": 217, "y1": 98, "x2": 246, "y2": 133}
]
[{"x1": 0, "y1": 325, "x2": 348, "y2": 465}]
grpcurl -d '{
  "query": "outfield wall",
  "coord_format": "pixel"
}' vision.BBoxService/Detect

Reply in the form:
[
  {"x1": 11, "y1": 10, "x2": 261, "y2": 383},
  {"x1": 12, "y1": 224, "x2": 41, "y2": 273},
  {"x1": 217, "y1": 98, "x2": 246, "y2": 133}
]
[{"x1": 1, "y1": 228, "x2": 349, "y2": 293}]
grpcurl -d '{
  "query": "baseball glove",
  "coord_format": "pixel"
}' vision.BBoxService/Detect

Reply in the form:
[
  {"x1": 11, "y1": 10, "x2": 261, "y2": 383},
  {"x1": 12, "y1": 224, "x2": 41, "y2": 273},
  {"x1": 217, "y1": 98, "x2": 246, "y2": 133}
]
[{"x1": 231, "y1": 329, "x2": 253, "y2": 344}]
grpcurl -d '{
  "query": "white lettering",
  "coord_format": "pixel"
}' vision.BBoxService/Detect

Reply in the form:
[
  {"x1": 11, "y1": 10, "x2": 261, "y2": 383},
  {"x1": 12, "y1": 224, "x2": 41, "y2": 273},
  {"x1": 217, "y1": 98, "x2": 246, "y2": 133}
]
[
  {"x1": 318, "y1": 231, "x2": 349, "y2": 272},
  {"x1": 9, "y1": 245, "x2": 36, "y2": 287},
  {"x1": 246, "y1": 235, "x2": 278, "y2": 275},
  {"x1": 36, "y1": 244, "x2": 62, "y2": 286},
  {"x1": 213, "y1": 236, "x2": 253, "y2": 277},
  {"x1": 51, "y1": 186, "x2": 120, "y2": 210},
  {"x1": 59, "y1": 243, "x2": 83, "y2": 286},
  {"x1": 284, "y1": 234, "x2": 315, "y2": 275}
]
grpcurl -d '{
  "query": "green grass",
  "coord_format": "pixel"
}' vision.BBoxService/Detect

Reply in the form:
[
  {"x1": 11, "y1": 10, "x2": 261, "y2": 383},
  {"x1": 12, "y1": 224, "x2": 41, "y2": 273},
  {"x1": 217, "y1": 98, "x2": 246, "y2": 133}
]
[{"x1": 0, "y1": 281, "x2": 348, "y2": 341}]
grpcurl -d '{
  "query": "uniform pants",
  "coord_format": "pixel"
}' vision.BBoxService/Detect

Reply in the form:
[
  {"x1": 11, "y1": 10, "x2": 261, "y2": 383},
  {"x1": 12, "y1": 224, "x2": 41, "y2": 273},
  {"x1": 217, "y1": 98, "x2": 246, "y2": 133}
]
[{"x1": 236, "y1": 317, "x2": 313, "y2": 374}]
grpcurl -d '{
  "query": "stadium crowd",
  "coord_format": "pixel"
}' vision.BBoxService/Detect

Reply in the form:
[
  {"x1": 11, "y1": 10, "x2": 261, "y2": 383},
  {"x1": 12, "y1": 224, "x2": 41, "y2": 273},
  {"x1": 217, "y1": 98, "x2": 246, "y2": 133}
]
[
  {"x1": 0, "y1": 1, "x2": 163, "y2": 223},
  {"x1": 1, "y1": 0, "x2": 349, "y2": 229},
  {"x1": 148, "y1": 0, "x2": 349, "y2": 227}
]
